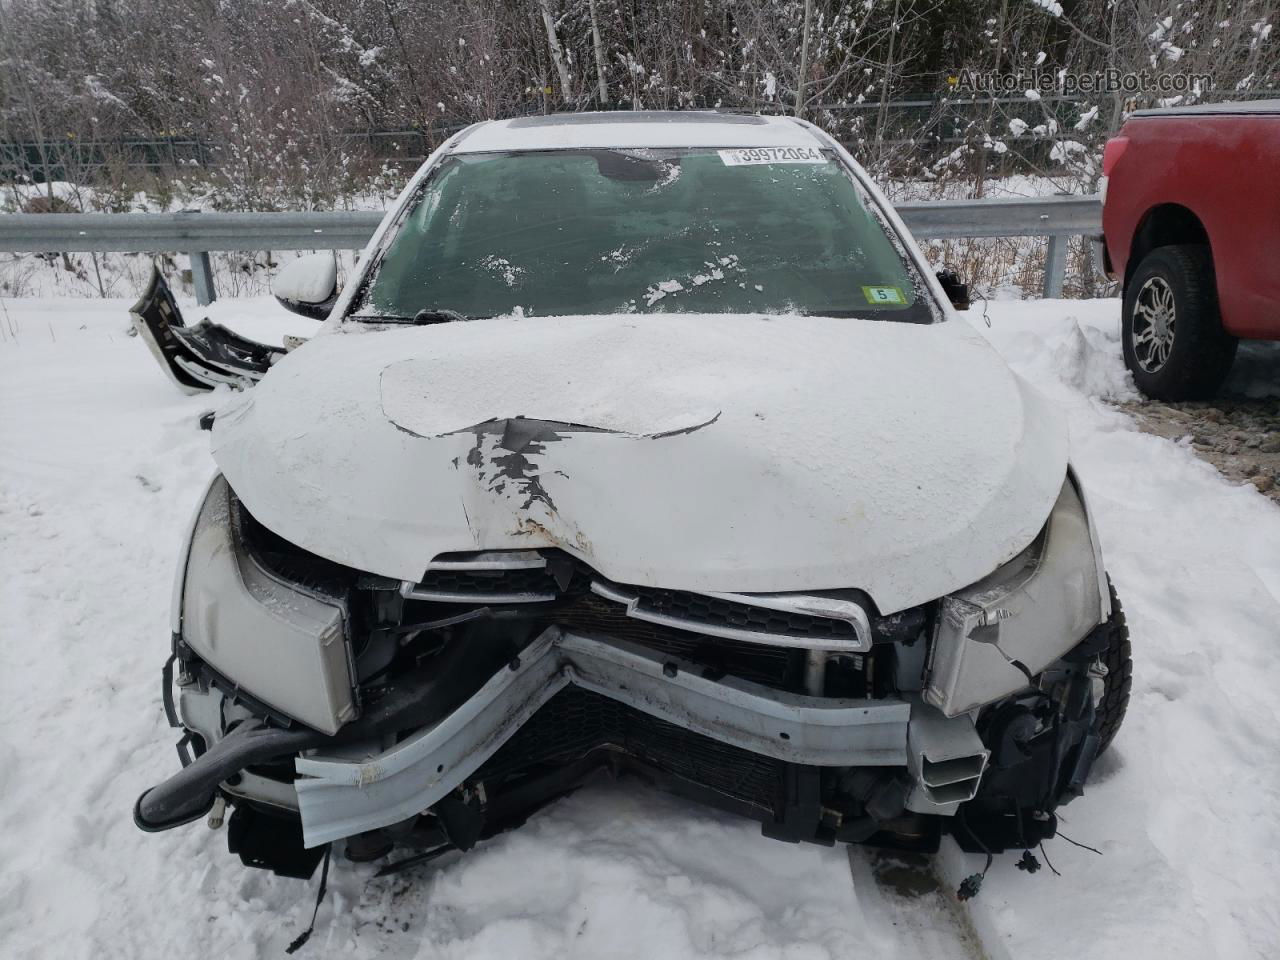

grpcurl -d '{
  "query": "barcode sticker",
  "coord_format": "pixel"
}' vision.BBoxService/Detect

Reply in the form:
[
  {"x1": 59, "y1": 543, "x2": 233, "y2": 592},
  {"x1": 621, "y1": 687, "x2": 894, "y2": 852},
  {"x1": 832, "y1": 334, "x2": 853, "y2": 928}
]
[{"x1": 718, "y1": 147, "x2": 827, "y2": 166}]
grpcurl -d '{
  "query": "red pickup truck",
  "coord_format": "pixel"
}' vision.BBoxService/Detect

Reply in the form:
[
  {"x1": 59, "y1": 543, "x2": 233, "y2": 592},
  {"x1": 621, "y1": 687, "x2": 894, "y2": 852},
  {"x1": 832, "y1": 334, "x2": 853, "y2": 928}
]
[{"x1": 1099, "y1": 100, "x2": 1280, "y2": 400}]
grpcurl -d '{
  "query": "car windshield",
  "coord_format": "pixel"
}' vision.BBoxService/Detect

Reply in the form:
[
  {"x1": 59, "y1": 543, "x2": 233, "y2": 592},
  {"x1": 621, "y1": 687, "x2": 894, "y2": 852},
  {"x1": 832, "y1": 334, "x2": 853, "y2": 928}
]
[{"x1": 354, "y1": 147, "x2": 935, "y2": 322}]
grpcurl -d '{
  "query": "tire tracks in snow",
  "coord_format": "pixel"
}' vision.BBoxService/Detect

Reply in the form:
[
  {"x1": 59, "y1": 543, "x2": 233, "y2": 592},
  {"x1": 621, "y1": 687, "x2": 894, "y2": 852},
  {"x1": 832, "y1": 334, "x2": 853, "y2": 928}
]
[{"x1": 846, "y1": 846, "x2": 995, "y2": 960}]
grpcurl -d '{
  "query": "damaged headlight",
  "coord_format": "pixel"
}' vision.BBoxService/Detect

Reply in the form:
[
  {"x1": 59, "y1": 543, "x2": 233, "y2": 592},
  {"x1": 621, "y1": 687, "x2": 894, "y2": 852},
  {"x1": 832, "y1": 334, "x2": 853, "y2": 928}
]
[
  {"x1": 177, "y1": 475, "x2": 357, "y2": 734},
  {"x1": 924, "y1": 473, "x2": 1107, "y2": 717}
]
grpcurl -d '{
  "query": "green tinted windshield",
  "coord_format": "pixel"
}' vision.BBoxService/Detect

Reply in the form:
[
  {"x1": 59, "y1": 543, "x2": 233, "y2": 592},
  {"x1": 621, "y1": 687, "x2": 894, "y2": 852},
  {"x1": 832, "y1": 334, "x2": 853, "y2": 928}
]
[{"x1": 356, "y1": 148, "x2": 934, "y2": 321}]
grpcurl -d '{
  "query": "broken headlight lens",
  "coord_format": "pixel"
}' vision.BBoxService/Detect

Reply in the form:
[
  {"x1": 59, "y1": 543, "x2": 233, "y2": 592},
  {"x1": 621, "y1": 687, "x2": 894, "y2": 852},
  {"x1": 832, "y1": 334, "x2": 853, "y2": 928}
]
[
  {"x1": 923, "y1": 475, "x2": 1105, "y2": 717},
  {"x1": 178, "y1": 475, "x2": 357, "y2": 734}
]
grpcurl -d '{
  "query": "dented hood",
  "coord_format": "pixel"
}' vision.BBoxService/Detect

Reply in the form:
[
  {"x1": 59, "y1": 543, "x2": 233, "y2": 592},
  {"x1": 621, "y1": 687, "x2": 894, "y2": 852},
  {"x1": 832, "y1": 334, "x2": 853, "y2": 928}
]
[{"x1": 211, "y1": 313, "x2": 1067, "y2": 614}]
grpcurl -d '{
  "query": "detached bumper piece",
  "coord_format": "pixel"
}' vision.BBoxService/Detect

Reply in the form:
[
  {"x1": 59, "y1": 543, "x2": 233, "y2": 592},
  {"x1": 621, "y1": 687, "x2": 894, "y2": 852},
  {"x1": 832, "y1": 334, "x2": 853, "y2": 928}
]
[{"x1": 129, "y1": 265, "x2": 285, "y2": 394}]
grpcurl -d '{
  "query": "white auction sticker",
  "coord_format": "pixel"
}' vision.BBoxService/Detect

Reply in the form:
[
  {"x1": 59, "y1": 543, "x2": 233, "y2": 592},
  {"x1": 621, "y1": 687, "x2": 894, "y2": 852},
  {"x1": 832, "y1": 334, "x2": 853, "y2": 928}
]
[{"x1": 718, "y1": 147, "x2": 827, "y2": 166}]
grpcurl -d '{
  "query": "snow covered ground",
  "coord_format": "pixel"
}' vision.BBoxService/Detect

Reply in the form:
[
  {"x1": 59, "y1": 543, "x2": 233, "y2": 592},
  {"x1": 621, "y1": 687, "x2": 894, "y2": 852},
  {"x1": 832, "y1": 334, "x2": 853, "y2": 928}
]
[{"x1": 1, "y1": 295, "x2": 1278, "y2": 959}]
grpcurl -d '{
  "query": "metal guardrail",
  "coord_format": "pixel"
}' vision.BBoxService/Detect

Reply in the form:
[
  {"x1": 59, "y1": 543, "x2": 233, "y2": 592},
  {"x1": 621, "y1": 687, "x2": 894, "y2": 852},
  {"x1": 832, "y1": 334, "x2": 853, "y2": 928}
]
[
  {"x1": 0, "y1": 194, "x2": 1101, "y2": 303},
  {"x1": 0, "y1": 209, "x2": 383, "y2": 252},
  {"x1": 901, "y1": 194, "x2": 1101, "y2": 298}
]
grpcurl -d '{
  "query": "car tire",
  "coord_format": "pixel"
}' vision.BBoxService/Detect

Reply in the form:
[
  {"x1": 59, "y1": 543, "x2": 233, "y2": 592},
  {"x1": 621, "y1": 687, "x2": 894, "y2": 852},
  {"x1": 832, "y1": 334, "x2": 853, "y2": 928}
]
[
  {"x1": 1121, "y1": 244, "x2": 1237, "y2": 400},
  {"x1": 1096, "y1": 581, "x2": 1132, "y2": 754}
]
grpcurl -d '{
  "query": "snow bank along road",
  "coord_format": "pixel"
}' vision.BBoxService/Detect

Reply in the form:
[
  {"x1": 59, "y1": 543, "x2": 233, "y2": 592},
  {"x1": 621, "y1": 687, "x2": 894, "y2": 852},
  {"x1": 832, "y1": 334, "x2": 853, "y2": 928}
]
[{"x1": 1, "y1": 295, "x2": 1278, "y2": 959}]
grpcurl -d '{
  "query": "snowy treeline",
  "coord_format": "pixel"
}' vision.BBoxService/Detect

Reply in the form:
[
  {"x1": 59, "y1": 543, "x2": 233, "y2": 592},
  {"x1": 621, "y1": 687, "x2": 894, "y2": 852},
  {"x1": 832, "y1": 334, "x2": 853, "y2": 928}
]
[
  {"x1": 0, "y1": 0, "x2": 1274, "y2": 298},
  {"x1": 1, "y1": 0, "x2": 1274, "y2": 201}
]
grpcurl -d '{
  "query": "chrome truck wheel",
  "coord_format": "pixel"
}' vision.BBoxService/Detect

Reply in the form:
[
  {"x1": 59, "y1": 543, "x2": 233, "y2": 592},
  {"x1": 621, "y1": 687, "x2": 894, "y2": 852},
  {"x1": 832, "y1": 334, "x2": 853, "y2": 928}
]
[
  {"x1": 1122, "y1": 244, "x2": 1237, "y2": 400},
  {"x1": 1131, "y1": 275, "x2": 1176, "y2": 372}
]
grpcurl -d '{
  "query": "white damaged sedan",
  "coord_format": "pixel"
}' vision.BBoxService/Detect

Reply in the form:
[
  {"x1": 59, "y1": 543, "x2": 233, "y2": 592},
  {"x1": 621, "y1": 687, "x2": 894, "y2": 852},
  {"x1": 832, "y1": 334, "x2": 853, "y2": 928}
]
[{"x1": 134, "y1": 112, "x2": 1131, "y2": 880}]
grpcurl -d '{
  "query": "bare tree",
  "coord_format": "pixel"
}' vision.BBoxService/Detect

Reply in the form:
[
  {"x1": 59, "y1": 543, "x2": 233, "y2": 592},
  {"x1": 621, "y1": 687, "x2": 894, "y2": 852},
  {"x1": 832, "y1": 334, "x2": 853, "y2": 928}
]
[
  {"x1": 588, "y1": 0, "x2": 610, "y2": 105},
  {"x1": 539, "y1": 0, "x2": 575, "y2": 104}
]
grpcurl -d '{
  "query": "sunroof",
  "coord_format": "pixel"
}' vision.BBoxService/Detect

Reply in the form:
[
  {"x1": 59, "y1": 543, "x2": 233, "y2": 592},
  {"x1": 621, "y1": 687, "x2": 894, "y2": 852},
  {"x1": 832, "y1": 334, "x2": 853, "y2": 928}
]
[{"x1": 508, "y1": 111, "x2": 768, "y2": 128}]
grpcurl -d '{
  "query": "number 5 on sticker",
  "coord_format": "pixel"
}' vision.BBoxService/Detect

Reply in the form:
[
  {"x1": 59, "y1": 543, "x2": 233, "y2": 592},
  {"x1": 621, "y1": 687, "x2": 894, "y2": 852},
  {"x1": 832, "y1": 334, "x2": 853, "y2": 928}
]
[{"x1": 862, "y1": 285, "x2": 906, "y2": 305}]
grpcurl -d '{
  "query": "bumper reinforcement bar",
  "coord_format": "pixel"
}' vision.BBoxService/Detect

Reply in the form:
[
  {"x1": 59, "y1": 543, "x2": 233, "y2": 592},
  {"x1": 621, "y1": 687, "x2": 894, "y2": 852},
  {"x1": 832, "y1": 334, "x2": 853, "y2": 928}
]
[
  {"x1": 294, "y1": 628, "x2": 910, "y2": 847},
  {"x1": 135, "y1": 628, "x2": 929, "y2": 848}
]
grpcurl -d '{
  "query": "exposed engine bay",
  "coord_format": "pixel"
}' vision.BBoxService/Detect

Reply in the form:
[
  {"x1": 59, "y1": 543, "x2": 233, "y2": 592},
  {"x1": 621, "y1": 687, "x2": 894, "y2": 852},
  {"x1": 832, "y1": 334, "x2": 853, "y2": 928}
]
[{"x1": 135, "y1": 476, "x2": 1127, "y2": 879}]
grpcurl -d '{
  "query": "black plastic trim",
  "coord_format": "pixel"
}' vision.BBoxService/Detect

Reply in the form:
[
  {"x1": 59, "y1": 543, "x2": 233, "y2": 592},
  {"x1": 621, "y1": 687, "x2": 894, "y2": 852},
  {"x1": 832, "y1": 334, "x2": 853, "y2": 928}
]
[
  {"x1": 133, "y1": 787, "x2": 215, "y2": 833},
  {"x1": 160, "y1": 653, "x2": 180, "y2": 729}
]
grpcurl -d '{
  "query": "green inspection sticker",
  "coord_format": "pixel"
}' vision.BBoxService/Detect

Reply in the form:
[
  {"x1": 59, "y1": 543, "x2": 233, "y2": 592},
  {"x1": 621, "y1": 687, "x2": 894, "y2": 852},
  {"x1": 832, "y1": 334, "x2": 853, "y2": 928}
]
[{"x1": 862, "y1": 285, "x2": 907, "y2": 305}]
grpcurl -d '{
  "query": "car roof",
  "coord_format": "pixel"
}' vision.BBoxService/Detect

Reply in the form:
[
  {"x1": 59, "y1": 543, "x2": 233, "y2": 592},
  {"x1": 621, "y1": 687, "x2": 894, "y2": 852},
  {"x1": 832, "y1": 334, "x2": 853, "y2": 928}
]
[
  {"x1": 452, "y1": 110, "x2": 828, "y2": 153},
  {"x1": 1129, "y1": 98, "x2": 1280, "y2": 118}
]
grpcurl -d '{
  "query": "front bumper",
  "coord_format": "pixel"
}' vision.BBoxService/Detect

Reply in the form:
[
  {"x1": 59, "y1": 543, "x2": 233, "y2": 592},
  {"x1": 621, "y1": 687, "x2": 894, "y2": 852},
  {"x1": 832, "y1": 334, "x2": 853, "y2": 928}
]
[
  {"x1": 137, "y1": 626, "x2": 998, "y2": 848},
  {"x1": 140, "y1": 471, "x2": 1113, "y2": 868},
  {"x1": 293, "y1": 627, "x2": 916, "y2": 848}
]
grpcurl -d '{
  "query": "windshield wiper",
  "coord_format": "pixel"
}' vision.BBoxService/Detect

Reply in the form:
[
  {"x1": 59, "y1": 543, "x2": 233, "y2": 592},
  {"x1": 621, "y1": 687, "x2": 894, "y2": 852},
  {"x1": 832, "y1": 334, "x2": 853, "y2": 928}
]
[
  {"x1": 347, "y1": 309, "x2": 476, "y2": 325},
  {"x1": 411, "y1": 308, "x2": 471, "y2": 325}
]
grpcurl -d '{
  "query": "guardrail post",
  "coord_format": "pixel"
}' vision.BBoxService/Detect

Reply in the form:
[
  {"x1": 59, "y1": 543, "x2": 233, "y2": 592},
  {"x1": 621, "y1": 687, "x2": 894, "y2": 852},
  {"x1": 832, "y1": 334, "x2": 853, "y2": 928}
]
[
  {"x1": 1042, "y1": 234, "x2": 1068, "y2": 299},
  {"x1": 189, "y1": 250, "x2": 216, "y2": 305}
]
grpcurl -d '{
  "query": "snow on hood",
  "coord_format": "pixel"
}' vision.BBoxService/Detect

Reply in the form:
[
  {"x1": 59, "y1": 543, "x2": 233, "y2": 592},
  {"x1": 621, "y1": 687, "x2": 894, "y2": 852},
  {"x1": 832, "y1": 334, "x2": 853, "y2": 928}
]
[{"x1": 211, "y1": 313, "x2": 1067, "y2": 613}]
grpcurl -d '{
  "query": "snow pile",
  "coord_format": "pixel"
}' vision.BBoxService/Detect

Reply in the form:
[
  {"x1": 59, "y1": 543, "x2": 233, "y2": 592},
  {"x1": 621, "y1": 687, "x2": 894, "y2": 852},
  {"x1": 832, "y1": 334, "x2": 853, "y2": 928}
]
[
  {"x1": 977, "y1": 301, "x2": 1139, "y2": 402},
  {"x1": 2, "y1": 295, "x2": 1280, "y2": 958},
  {"x1": 365, "y1": 310, "x2": 1010, "y2": 440},
  {"x1": 403, "y1": 785, "x2": 907, "y2": 959},
  {"x1": 960, "y1": 299, "x2": 1280, "y2": 959}
]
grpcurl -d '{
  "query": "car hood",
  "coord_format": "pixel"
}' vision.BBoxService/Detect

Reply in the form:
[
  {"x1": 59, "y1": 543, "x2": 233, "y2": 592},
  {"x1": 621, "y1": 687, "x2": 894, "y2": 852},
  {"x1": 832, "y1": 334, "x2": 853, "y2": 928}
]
[{"x1": 211, "y1": 313, "x2": 1067, "y2": 614}]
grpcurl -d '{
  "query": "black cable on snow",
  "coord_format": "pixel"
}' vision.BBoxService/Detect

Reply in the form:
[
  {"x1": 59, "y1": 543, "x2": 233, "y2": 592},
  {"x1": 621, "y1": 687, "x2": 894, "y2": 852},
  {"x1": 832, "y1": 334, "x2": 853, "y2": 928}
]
[{"x1": 286, "y1": 844, "x2": 332, "y2": 955}]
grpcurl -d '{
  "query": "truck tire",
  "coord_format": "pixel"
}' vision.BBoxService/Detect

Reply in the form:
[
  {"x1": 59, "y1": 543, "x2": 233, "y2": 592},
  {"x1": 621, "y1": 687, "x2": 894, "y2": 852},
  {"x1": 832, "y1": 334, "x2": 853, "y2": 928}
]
[
  {"x1": 1122, "y1": 244, "x2": 1237, "y2": 400},
  {"x1": 1096, "y1": 582, "x2": 1131, "y2": 754}
]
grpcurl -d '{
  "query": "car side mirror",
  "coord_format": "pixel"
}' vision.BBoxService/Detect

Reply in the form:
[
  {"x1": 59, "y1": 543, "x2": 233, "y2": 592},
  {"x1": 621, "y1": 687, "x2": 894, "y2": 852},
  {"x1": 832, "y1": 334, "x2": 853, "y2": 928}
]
[
  {"x1": 935, "y1": 270, "x2": 970, "y2": 311},
  {"x1": 272, "y1": 254, "x2": 339, "y2": 320}
]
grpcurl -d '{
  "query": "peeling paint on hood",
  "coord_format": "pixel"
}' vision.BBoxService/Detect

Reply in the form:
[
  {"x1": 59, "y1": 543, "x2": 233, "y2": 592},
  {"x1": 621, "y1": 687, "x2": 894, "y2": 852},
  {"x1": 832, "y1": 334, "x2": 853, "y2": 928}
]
[{"x1": 211, "y1": 313, "x2": 1068, "y2": 614}]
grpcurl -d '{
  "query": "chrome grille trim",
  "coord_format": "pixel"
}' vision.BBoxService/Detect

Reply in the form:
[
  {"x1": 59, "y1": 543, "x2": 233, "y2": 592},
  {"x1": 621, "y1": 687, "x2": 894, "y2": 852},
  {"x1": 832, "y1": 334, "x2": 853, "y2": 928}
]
[
  {"x1": 701, "y1": 590, "x2": 872, "y2": 646},
  {"x1": 425, "y1": 551, "x2": 548, "y2": 572},
  {"x1": 590, "y1": 581, "x2": 872, "y2": 652},
  {"x1": 399, "y1": 581, "x2": 557, "y2": 604}
]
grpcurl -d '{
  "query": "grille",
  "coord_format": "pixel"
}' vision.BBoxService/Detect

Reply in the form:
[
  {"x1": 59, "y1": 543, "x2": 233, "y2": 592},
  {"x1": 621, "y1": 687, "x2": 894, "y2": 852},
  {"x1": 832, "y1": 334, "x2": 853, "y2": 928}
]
[
  {"x1": 478, "y1": 687, "x2": 786, "y2": 813},
  {"x1": 624, "y1": 585, "x2": 866, "y2": 643},
  {"x1": 540, "y1": 593, "x2": 800, "y2": 688},
  {"x1": 412, "y1": 565, "x2": 563, "y2": 595},
  {"x1": 402, "y1": 551, "x2": 595, "y2": 600},
  {"x1": 393, "y1": 549, "x2": 869, "y2": 688}
]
